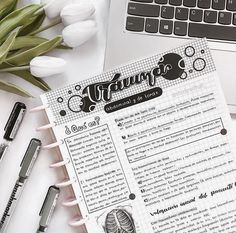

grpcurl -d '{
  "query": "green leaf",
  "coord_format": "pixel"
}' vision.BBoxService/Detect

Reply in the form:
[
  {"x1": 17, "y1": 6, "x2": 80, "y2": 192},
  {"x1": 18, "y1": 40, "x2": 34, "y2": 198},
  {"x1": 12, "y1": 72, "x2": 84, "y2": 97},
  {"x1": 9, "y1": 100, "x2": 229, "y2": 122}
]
[
  {"x1": 0, "y1": 63, "x2": 51, "y2": 91},
  {"x1": 6, "y1": 36, "x2": 63, "y2": 66},
  {"x1": 11, "y1": 36, "x2": 71, "y2": 51},
  {"x1": 0, "y1": 0, "x2": 18, "y2": 20},
  {"x1": 19, "y1": 11, "x2": 45, "y2": 36},
  {"x1": 0, "y1": 79, "x2": 32, "y2": 97},
  {"x1": 0, "y1": 4, "x2": 43, "y2": 43},
  {"x1": 10, "y1": 70, "x2": 51, "y2": 91},
  {"x1": 0, "y1": 30, "x2": 18, "y2": 64},
  {"x1": 11, "y1": 36, "x2": 48, "y2": 51}
]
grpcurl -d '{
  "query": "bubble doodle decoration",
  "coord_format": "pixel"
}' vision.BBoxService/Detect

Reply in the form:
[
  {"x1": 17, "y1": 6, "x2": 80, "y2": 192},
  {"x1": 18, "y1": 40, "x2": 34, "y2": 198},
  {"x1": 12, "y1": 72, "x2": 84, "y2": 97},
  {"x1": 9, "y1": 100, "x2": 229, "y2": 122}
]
[
  {"x1": 57, "y1": 97, "x2": 63, "y2": 103},
  {"x1": 193, "y1": 58, "x2": 206, "y2": 71},
  {"x1": 185, "y1": 46, "x2": 195, "y2": 57},
  {"x1": 80, "y1": 96, "x2": 96, "y2": 113},
  {"x1": 68, "y1": 95, "x2": 83, "y2": 113},
  {"x1": 158, "y1": 53, "x2": 185, "y2": 80}
]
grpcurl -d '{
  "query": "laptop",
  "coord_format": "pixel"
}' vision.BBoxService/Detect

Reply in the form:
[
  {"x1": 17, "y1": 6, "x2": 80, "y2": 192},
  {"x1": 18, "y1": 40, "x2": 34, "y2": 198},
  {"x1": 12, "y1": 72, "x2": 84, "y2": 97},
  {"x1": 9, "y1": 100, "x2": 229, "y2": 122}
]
[{"x1": 104, "y1": 0, "x2": 236, "y2": 114}]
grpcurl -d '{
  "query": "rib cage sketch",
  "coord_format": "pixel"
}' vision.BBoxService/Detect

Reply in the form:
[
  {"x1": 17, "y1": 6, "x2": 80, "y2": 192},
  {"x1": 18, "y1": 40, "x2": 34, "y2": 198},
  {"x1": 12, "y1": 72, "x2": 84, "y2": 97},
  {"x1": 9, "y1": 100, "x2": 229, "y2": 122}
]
[{"x1": 105, "y1": 209, "x2": 136, "y2": 233}]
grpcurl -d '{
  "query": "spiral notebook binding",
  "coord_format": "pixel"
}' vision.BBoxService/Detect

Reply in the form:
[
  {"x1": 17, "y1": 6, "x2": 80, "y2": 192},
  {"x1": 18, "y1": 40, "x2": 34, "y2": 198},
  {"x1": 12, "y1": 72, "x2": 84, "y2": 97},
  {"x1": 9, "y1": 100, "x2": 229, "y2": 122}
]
[
  {"x1": 62, "y1": 198, "x2": 81, "y2": 207},
  {"x1": 30, "y1": 105, "x2": 49, "y2": 112},
  {"x1": 69, "y1": 215, "x2": 89, "y2": 227},
  {"x1": 50, "y1": 158, "x2": 70, "y2": 168},
  {"x1": 43, "y1": 140, "x2": 63, "y2": 150},
  {"x1": 56, "y1": 178, "x2": 76, "y2": 188},
  {"x1": 32, "y1": 103, "x2": 86, "y2": 229},
  {"x1": 55, "y1": 179, "x2": 75, "y2": 188},
  {"x1": 36, "y1": 122, "x2": 56, "y2": 131}
]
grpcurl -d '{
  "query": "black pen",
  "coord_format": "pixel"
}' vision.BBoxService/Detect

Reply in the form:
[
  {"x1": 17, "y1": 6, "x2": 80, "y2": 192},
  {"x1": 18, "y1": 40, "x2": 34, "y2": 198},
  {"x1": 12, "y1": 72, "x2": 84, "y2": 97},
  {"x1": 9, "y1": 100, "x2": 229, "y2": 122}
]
[
  {"x1": 0, "y1": 102, "x2": 26, "y2": 162},
  {"x1": 0, "y1": 139, "x2": 41, "y2": 233},
  {"x1": 37, "y1": 186, "x2": 60, "y2": 233}
]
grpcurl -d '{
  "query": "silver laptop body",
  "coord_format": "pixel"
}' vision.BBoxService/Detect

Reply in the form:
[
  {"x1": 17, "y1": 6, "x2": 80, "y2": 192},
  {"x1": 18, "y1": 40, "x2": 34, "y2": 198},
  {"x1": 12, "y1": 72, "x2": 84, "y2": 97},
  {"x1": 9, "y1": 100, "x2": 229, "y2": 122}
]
[{"x1": 104, "y1": 0, "x2": 236, "y2": 113}]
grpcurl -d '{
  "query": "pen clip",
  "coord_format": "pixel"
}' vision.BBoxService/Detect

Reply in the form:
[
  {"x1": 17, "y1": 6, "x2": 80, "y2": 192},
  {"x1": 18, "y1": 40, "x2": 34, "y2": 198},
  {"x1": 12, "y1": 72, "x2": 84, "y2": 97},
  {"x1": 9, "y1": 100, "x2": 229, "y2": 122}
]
[
  {"x1": 4, "y1": 102, "x2": 26, "y2": 141},
  {"x1": 39, "y1": 186, "x2": 59, "y2": 216},
  {"x1": 39, "y1": 186, "x2": 60, "y2": 227},
  {"x1": 19, "y1": 138, "x2": 41, "y2": 179}
]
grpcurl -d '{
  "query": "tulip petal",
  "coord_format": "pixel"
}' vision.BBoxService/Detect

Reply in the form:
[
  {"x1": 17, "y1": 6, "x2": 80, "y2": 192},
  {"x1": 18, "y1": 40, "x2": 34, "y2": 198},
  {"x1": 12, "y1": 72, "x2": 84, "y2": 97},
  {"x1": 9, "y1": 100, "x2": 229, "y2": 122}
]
[
  {"x1": 61, "y1": 2, "x2": 95, "y2": 26},
  {"x1": 30, "y1": 56, "x2": 67, "y2": 78},
  {"x1": 43, "y1": 0, "x2": 68, "y2": 19},
  {"x1": 62, "y1": 20, "x2": 97, "y2": 48}
]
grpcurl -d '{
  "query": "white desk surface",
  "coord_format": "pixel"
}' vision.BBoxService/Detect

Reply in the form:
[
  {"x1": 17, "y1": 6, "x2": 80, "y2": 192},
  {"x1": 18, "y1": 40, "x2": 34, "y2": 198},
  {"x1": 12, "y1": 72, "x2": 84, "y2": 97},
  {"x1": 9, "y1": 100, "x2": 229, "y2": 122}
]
[
  {"x1": 1, "y1": 1, "x2": 236, "y2": 233},
  {"x1": 0, "y1": 0, "x2": 109, "y2": 232}
]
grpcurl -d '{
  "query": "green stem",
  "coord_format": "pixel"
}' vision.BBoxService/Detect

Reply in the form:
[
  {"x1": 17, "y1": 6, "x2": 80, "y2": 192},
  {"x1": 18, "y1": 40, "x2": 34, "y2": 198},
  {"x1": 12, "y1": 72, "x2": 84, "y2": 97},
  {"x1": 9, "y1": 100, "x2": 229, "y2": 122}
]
[
  {"x1": 33, "y1": 5, "x2": 45, "y2": 16},
  {"x1": 29, "y1": 17, "x2": 62, "y2": 36},
  {"x1": 33, "y1": 4, "x2": 45, "y2": 16},
  {"x1": 0, "y1": 66, "x2": 30, "y2": 73}
]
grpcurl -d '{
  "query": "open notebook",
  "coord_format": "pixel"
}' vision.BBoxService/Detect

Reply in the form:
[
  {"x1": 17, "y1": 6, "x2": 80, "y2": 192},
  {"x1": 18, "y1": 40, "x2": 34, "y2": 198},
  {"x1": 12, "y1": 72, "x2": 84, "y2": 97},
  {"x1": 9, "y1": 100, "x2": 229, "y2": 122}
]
[{"x1": 36, "y1": 39, "x2": 236, "y2": 232}]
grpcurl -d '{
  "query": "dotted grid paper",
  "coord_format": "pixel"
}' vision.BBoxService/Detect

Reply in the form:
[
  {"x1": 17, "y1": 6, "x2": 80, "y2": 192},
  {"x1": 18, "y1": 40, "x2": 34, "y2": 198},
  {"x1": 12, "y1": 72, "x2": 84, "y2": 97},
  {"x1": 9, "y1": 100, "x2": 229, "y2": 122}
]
[
  {"x1": 40, "y1": 38, "x2": 236, "y2": 233},
  {"x1": 43, "y1": 39, "x2": 215, "y2": 126}
]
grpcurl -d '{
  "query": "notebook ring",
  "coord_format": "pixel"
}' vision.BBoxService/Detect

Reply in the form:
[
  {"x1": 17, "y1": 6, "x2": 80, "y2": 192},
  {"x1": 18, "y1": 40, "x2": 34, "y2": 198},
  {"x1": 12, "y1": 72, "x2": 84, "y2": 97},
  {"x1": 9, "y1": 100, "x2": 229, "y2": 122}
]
[
  {"x1": 69, "y1": 215, "x2": 89, "y2": 227},
  {"x1": 62, "y1": 198, "x2": 82, "y2": 207},
  {"x1": 30, "y1": 105, "x2": 49, "y2": 112},
  {"x1": 43, "y1": 139, "x2": 64, "y2": 150},
  {"x1": 36, "y1": 121, "x2": 56, "y2": 131},
  {"x1": 56, "y1": 177, "x2": 77, "y2": 188},
  {"x1": 50, "y1": 158, "x2": 70, "y2": 168}
]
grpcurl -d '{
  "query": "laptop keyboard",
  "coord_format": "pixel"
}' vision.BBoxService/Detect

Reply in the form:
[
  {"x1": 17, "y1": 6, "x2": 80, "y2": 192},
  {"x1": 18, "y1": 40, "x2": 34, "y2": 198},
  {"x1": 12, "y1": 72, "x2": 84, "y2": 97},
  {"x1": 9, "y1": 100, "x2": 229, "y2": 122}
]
[{"x1": 126, "y1": 0, "x2": 236, "y2": 42}]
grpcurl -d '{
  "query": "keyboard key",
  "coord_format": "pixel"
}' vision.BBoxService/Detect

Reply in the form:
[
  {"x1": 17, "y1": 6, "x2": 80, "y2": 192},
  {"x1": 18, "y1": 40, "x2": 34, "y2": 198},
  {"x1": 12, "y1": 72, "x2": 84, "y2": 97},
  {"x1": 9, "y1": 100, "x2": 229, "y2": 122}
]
[
  {"x1": 161, "y1": 6, "x2": 174, "y2": 19},
  {"x1": 183, "y1": 0, "x2": 197, "y2": 7},
  {"x1": 226, "y1": 0, "x2": 236, "y2": 11},
  {"x1": 204, "y1": 10, "x2": 217, "y2": 23},
  {"x1": 126, "y1": 16, "x2": 144, "y2": 31},
  {"x1": 212, "y1": 0, "x2": 225, "y2": 9},
  {"x1": 218, "y1": 11, "x2": 232, "y2": 24},
  {"x1": 128, "y1": 3, "x2": 160, "y2": 17},
  {"x1": 175, "y1": 7, "x2": 189, "y2": 20},
  {"x1": 146, "y1": 18, "x2": 159, "y2": 32},
  {"x1": 233, "y1": 13, "x2": 236, "y2": 24},
  {"x1": 131, "y1": 0, "x2": 153, "y2": 2},
  {"x1": 169, "y1": 0, "x2": 182, "y2": 6},
  {"x1": 159, "y1": 20, "x2": 173, "y2": 34},
  {"x1": 174, "y1": 21, "x2": 187, "y2": 35},
  {"x1": 198, "y1": 0, "x2": 211, "y2": 9},
  {"x1": 189, "y1": 22, "x2": 236, "y2": 41},
  {"x1": 190, "y1": 9, "x2": 203, "y2": 22},
  {"x1": 155, "y1": 0, "x2": 167, "y2": 4}
]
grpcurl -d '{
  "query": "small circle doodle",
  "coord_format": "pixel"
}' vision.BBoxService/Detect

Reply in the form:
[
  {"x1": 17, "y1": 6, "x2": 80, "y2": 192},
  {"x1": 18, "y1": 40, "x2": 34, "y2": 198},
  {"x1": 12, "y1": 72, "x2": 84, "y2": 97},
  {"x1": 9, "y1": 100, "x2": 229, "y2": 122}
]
[
  {"x1": 185, "y1": 46, "x2": 195, "y2": 57},
  {"x1": 193, "y1": 58, "x2": 206, "y2": 72},
  {"x1": 220, "y1": 129, "x2": 227, "y2": 135},
  {"x1": 129, "y1": 193, "x2": 136, "y2": 200},
  {"x1": 180, "y1": 72, "x2": 187, "y2": 80},
  {"x1": 57, "y1": 97, "x2": 63, "y2": 103},
  {"x1": 60, "y1": 110, "x2": 66, "y2": 116},
  {"x1": 75, "y1": 85, "x2": 81, "y2": 91}
]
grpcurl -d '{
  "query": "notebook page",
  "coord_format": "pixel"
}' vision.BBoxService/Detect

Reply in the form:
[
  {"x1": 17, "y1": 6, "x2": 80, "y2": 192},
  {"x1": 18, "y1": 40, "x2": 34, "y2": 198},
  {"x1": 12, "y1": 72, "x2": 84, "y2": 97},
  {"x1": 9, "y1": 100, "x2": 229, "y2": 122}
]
[{"x1": 41, "y1": 39, "x2": 236, "y2": 233}]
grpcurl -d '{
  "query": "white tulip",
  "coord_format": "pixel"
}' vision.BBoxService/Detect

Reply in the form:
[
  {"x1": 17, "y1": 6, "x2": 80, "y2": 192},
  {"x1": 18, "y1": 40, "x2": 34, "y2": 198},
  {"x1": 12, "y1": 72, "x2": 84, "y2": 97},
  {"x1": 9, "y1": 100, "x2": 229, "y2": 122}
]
[
  {"x1": 62, "y1": 20, "x2": 97, "y2": 48},
  {"x1": 60, "y1": 2, "x2": 95, "y2": 26},
  {"x1": 43, "y1": 0, "x2": 68, "y2": 19},
  {"x1": 41, "y1": 0, "x2": 50, "y2": 4},
  {"x1": 30, "y1": 56, "x2": 67, "y2": 78}
]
